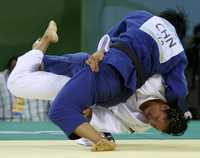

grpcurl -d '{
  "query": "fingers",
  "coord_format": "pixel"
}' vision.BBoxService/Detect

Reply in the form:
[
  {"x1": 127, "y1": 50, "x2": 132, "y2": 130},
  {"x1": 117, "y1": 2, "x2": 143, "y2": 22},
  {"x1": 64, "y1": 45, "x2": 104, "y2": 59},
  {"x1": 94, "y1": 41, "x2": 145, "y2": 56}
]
[
  {"x1": 86, "y1": 49, "x2": 105, "y2": 72},
  {"x1": 82, "y1": 107, "x2": 92, "y2": 116},
  {"x1": 82, "y1": 107, "x2": 92, "y2": 121},
  {"x1": 91, "y1": 139, "x2": 116, "y2": 152},
  {"x1": 86, "y1": 55, "x2": 99, "y2": 72}
]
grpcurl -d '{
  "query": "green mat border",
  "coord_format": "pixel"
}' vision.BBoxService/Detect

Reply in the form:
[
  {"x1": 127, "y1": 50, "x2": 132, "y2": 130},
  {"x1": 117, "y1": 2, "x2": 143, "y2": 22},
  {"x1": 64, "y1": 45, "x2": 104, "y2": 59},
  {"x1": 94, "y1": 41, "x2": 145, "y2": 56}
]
[{"x1": 0, "y1": 121, "x2": 199, "y2": 140}]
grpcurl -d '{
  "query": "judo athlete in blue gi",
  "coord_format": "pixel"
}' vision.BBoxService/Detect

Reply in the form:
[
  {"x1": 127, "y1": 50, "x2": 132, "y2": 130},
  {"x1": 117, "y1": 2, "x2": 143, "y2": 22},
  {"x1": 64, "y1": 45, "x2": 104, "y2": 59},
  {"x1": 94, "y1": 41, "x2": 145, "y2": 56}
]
[{"x1": 14, "y1": 10, "x2": 190, "y2": 151}]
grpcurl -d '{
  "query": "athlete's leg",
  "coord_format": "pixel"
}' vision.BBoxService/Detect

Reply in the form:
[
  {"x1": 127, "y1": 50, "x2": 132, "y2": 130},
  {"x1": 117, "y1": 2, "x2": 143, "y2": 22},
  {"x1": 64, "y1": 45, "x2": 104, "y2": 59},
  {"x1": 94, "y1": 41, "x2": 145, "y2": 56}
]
[
  {"x1": 7, "y1": 21, "x2": 69, "y2": 100},
  {"x1": 7, "y1": 49, "x2": 70, "y2": 100}
]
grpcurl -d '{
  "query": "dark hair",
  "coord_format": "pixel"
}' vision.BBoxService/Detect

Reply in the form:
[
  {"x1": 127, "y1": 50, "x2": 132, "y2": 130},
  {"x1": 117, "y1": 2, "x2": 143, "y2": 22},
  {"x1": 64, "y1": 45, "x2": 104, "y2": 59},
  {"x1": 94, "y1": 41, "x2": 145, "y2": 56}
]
[
  {"x1": 165, "y1": 108, "x2": 188, "y2": 136},
  {"x1": 5, "y1": 56, "x2": 18, "y2": 72},
  {"x1": 159, "y1": 9, "x2": 188, "y2": 40},
  {"x1": 193, "y1": 23, "x2": 200, "y2": 35}
]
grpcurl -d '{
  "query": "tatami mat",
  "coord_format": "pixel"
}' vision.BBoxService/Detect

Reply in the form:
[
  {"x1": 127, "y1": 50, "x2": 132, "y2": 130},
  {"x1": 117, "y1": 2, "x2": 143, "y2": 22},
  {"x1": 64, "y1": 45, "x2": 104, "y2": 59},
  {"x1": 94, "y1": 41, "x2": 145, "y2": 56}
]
[{"x1": 0, "y1": 140, "x2": 199, "y2": 158}]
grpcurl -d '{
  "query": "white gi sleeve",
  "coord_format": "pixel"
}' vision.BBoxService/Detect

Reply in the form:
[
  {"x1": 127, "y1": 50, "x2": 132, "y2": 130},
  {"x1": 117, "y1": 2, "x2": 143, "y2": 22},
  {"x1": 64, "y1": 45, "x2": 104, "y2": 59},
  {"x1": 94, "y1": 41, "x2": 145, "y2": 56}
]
[{"x1": 90, "y1": 106, "x2": 130, "y2": 133}]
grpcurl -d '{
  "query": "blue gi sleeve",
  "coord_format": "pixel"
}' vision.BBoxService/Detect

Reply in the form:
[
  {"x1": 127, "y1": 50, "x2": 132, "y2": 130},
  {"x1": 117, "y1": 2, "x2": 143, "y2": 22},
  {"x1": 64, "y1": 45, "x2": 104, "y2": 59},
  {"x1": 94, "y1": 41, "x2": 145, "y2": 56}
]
[
  {"x1": 162, "y1": 53, "x2": 189, "y2": 112},
  {"x1": 43, "y1": 52, "x2": 89, "y2": 77}
]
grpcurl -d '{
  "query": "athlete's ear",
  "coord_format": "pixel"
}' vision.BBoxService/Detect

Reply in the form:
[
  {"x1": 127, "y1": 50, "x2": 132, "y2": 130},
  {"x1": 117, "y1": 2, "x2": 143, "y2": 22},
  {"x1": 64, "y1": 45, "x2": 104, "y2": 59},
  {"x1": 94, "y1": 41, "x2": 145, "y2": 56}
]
[{"x1": 160, "y1": 104, "x2": 170, "y2": 110}]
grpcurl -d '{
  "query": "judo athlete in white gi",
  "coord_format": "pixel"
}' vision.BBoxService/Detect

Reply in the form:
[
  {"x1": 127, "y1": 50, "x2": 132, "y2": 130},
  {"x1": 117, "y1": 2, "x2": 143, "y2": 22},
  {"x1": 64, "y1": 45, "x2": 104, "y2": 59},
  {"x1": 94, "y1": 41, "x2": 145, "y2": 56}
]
[{"x1": 8, "y1": 10, "x2": 191, "y2": 151}]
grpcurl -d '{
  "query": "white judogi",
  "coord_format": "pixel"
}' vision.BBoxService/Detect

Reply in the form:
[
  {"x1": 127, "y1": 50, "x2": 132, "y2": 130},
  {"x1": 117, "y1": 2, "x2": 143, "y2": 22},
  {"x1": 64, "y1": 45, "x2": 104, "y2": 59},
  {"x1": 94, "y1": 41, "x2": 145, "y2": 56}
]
[{"x1": 7, "y1": 50, "x2": 167, "y2": 133}]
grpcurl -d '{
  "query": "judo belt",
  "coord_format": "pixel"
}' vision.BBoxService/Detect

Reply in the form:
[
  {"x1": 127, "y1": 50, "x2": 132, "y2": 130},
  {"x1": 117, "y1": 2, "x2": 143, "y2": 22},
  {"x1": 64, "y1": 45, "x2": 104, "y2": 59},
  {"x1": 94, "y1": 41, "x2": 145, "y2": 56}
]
[
  {"x1": 110, "y1": 41, "x2": 145, "y2": 88},
  {"x1": 97, "y1": 41, "x2": 145, "y2": 107}
]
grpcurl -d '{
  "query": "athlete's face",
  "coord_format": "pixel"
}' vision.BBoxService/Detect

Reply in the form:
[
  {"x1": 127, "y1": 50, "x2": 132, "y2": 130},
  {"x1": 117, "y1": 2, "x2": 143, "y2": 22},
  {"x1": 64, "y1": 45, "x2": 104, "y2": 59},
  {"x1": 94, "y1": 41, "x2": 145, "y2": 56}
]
[{"x1": 143, "y1": 101, "x2": 169, "y2": 132}]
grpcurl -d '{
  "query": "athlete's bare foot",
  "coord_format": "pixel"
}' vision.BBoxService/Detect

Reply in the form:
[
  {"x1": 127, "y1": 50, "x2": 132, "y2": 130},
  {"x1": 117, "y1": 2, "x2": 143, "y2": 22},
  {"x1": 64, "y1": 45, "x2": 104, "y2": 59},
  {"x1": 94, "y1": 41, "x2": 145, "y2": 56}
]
[
  {"x1": 42, "y1": 20, "x2": 59, "y2": 43},
  {"x1": 32, "y1": 20, "x2": 59, "y2": 52}
]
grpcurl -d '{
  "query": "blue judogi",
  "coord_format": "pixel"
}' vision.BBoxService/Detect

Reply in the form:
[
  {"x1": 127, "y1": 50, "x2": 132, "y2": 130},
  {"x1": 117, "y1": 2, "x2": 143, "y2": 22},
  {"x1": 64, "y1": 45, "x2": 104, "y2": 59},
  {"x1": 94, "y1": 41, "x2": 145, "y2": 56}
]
[{"x1": 44, "y1": 10, "x2": 188, "y2": 139}]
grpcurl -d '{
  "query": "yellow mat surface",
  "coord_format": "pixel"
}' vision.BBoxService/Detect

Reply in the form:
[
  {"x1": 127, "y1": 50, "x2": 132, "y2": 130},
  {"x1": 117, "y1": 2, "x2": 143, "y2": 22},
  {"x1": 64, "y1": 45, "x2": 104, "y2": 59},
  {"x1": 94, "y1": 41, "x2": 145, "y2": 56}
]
[{"x1": 0, "y1": 140, "x2": 199, "y2": 158}]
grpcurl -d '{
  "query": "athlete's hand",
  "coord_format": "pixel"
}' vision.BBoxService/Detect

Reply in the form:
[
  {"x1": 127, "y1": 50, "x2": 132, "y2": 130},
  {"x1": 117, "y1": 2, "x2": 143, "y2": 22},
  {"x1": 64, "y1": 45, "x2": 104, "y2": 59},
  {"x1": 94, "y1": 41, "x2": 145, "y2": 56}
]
[
  {"x1": 91, "y1": 138, "x2": 116, "y2": 152},
  {"x1": 86, "y1": 49, "x2": 105, "y2": 72}
]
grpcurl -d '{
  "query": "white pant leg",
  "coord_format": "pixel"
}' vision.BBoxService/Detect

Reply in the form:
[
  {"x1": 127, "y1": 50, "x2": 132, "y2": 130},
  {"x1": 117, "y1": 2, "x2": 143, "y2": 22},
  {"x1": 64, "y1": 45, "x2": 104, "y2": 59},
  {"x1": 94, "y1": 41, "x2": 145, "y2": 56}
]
[{"x1": 7, "y1": 49, "x2": 70, "y2": 100}]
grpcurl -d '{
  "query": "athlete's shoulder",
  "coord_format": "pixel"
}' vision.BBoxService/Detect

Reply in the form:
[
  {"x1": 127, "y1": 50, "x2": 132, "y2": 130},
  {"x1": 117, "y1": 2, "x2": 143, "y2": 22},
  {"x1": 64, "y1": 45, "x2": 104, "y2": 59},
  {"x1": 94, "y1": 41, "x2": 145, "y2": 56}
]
[
  {"x1": 120, "y1": 10, "x2": 154, "y2": 30},
  {"x1": 127, "y1": 10, "x2": 153, "y2": 16},
  {"x1": 126, "y1": 10, "x2": 154, "y2": 19}
]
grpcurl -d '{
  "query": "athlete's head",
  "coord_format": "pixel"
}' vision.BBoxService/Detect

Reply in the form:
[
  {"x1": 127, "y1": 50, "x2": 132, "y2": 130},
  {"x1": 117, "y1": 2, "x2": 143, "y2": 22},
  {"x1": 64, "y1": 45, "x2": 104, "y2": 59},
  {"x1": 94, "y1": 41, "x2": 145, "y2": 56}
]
[
  {"x1": 159, "y1": 9, "x2": 188, "y2": 40},
  {"x1": 141, "y1": 99, "x2": 187, "y2": 135}
]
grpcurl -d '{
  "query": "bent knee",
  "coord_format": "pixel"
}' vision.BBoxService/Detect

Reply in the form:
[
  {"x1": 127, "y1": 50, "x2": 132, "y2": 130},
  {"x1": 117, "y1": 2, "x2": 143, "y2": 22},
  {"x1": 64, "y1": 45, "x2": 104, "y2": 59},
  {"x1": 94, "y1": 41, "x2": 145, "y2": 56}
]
[{"x1": 7, "y1": 72, "x2": 27, "y2": 98}]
